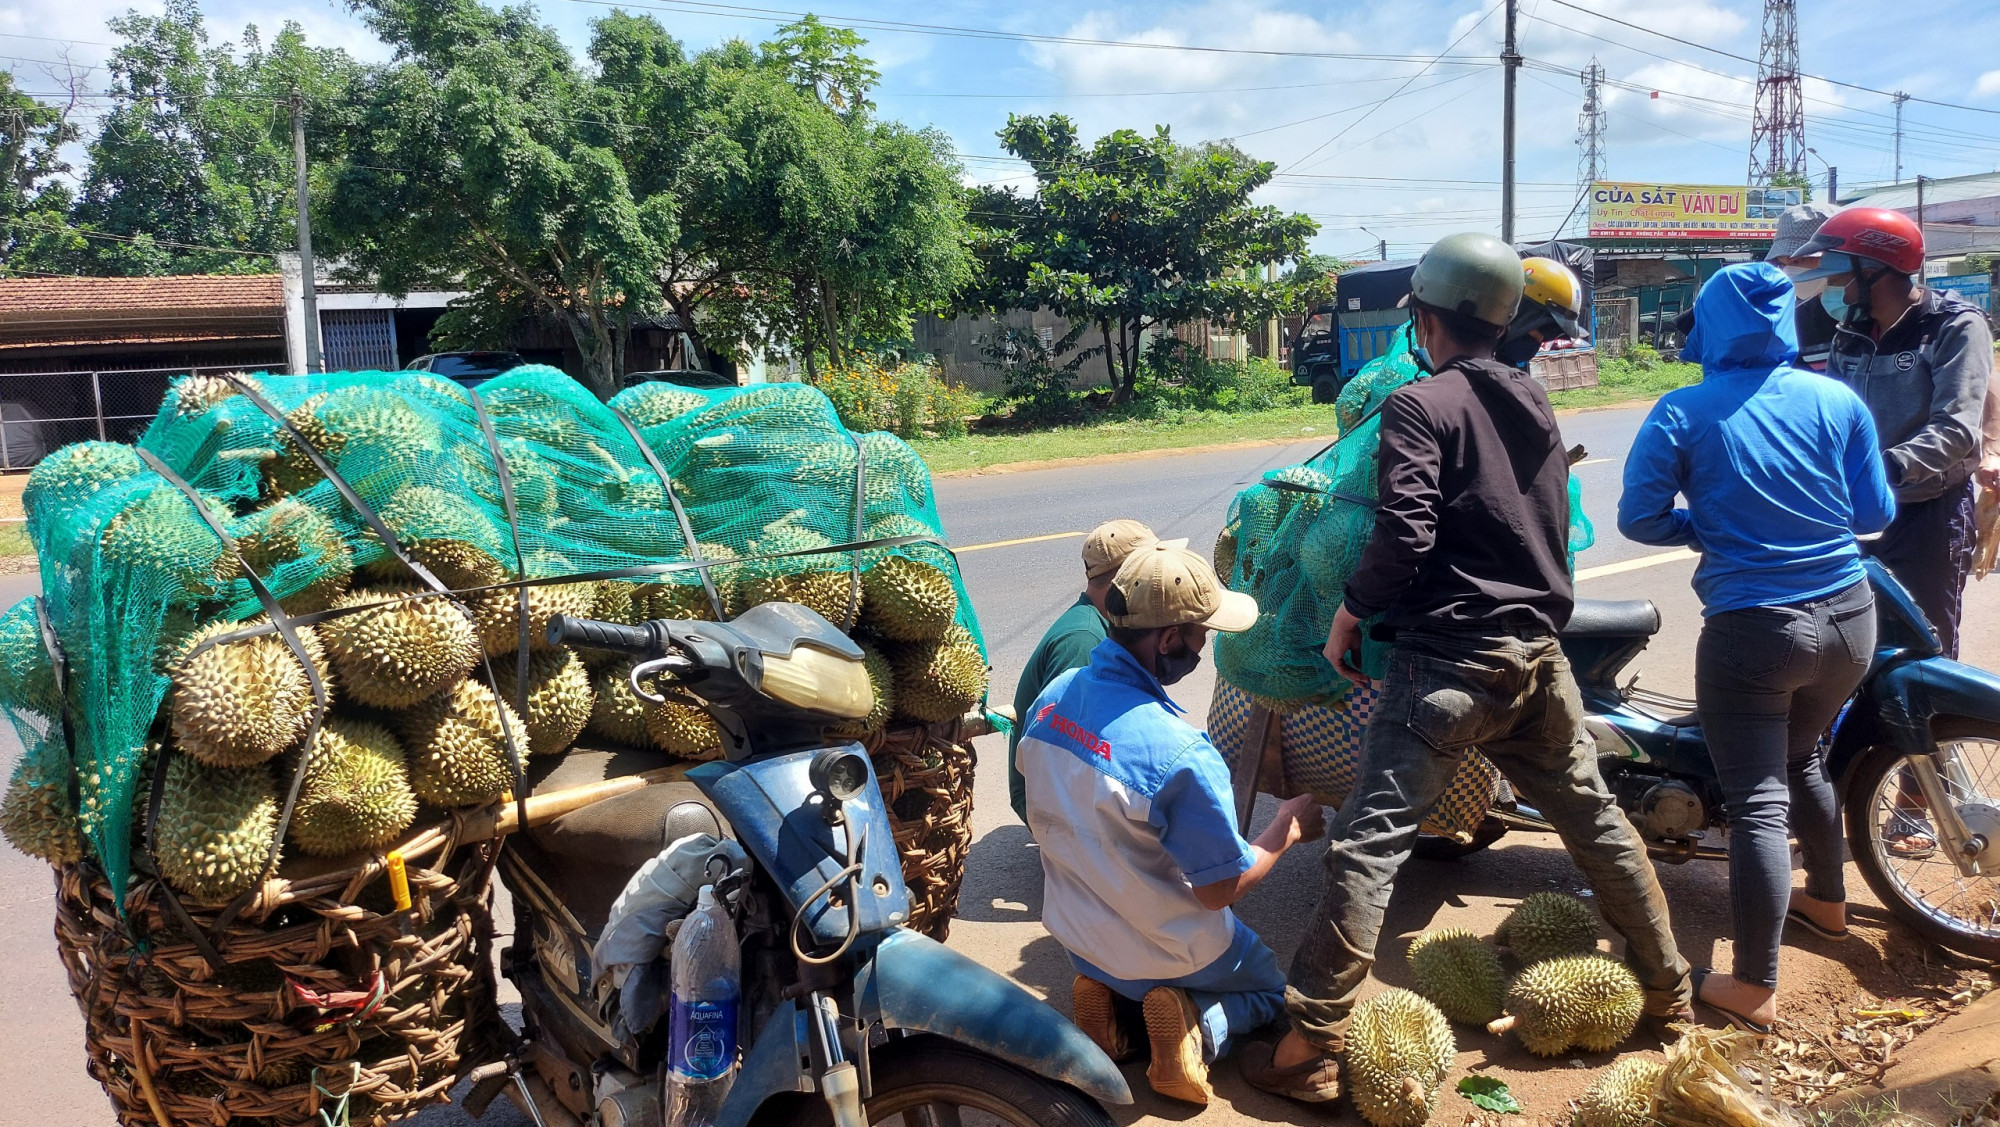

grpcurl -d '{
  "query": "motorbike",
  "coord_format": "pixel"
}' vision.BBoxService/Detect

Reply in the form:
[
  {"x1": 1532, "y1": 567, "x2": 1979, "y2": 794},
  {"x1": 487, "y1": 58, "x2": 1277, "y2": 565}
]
[
  {"x1": 1428, "y1": 556, "x2": 2000, "y2": 961},
  {"x1": 465, "y1": 601, "x2": 1130, "y2": 1127}
]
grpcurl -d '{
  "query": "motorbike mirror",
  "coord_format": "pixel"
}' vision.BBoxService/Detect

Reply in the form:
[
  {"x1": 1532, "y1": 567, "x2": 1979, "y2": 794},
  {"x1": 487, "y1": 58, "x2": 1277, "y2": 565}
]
[{"x1": 810, "y1": 747, "x2": 871, "y2": 803}]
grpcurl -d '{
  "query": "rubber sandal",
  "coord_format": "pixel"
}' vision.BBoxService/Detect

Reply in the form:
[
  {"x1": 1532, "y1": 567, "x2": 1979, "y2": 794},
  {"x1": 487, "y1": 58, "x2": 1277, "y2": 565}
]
[
  {"x1": 1691, "y1": 967, "x2": 1772, "y2": 1035},
  {"x1": 1785, "y1": 908, "x2": 1850, "y2": 941},
  {"x1": 1886, "y1": 812, "x2": 1939, "y2": 859}
]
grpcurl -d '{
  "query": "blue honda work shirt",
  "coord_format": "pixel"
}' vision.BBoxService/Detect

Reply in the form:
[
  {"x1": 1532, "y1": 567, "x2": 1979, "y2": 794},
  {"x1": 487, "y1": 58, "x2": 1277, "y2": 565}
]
[
  {"x1": 1618, "y1": 261, "x2": 1896, "y2": 615},
  {"x1": 1016, "y1": 638, "x2": 1252, "y2": 981}
]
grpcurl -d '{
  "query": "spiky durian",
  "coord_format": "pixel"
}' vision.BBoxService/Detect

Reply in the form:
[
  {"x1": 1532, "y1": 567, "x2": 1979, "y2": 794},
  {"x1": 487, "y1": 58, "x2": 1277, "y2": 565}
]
[
  {"x1": 1576, "y1": 1056, "x2": 1666, "y2": 1127},
  {"x1": 643, "y1": 580, "x2": 720, "y2": 623},
  {"x1": 857, "y1": 430, "x2": 932, "y2": 513},
  {"x1": 505, "y1": 649, "x2": 594, "y2": 755},
  {"x1": 218, "y1": 498, "x2": 354, "y2": 614},
  {"x1": 860, "y1": 554, "x2": 958, "y2": 642},
  {"x1": 1488, "y1": 955, "x2": 1644, "y2": 1057},
  {"x1": 290, "y1": 719, "x2": 417, "y2": 857},
  {"x1": 0, "y1": 597, "x2": 63, "y2": 719},
  {"x1": 169, "y1": 372, "x2": 260, "y2": 418},
  {"x1": 467, "y1": 575, "x2": 597, "y2": 657},
  {"x1": 154, "y1": 756, "x2": 280, "y2": 906},
  {"x1": 0, "y1": 739, "x2": 83, "y2": 864},
  {"x1": 828, "y1": 642, "x2": 893, "y2": 739},
  {"x1": 319, "y1": 587, "x2": 481, "y2": 708},
  {"x1": 1344, "y1": 988, "x2": 1456, "y2": 1127},
  {"x1": 23, "y1": 440, "x2": 145, "y2": 522},
  {"x1": 1407, "y1": 928, "x2": 1508, "y2": 1026},
  {"x1": 1497, "y1": 892, "x2": 1601, "y2": 965},
  {"x1": 744, "y1": 523, "x2": 861, "y2": 626},
  {"x1": 619, "y1": 383, "x2": 711, "y2": 428},
  {"x1": 403, "y1": 680, "x2": 524, "y2": 808},
  {"x1": 98, "y1": 486, "x2": 225, "y2": 595},
  {"x1": 586, "y1": 662, "x2": 651, "y2": 747},
  {"x1": 267, "y1": 388, "x2": 443, "y2": 498},
  {"x1": 865, "y1": 513, "x2": 939, "y2": 552},
  {"x1": 888, "y1": 625, "x2": 986, "y2": 723},
  {"x1": 1267, "y1": 465, "x2": 1333, "y2": 517},
  {"x1": 644, "y1": 698, "x2": 725, "y2": 761},
  {"x1": 363, "y1": 485, "x2": 507, "y2": 591},
  {"x1": 459, "y1": 437, "x2": 559, "y2": 515},
  {"x1": 169, "y1": 620, "x2": 327, "y2": 768},
  {"x1": 591, "y1": 581, "x2": 641, "y2": 625},
  {"x1": 1299, "y1": 515, "x2": 1352, "y2": 597},
  {"x1": 1213, "y1": 525, "x2": 1239, "y2": 582}
]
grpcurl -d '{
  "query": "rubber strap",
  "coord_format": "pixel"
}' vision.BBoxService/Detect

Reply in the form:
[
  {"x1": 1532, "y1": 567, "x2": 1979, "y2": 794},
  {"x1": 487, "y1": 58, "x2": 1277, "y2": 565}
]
[
  {"x1": 31, "y1": 596, "x2": 85, "y2": 830},
  {"x1": 610, "y1": 407, "x2": 724, "y2": 620},
  {"x1": 843, "y1": 430, "x2": 865, "y2": 631},
  {"x1": 463, "y1": 387, "x2": 533, "y2": 839}
]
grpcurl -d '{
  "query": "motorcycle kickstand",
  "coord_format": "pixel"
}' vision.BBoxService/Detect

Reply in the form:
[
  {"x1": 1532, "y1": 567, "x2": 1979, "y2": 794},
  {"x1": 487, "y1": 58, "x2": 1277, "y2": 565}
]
[{"x1": 464, "y1": 1058, "x2": 563, "y2": 1127}]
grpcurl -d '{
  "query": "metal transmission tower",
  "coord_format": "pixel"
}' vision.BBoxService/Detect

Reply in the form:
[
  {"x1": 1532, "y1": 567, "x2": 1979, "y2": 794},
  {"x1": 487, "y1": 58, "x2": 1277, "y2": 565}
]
[
  {"x1": 1748, "y1": 0, "x2": 1805, "y2": 184},
  {"x1": 1576, "y1": 58, "x2": 1607, "y2": 190}
]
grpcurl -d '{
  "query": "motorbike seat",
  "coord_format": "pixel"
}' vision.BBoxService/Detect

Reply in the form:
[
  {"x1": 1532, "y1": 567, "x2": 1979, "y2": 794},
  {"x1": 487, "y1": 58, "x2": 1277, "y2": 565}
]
[{"x1": 1562, "y1": 598, "x2": 1661, "y2": 639}]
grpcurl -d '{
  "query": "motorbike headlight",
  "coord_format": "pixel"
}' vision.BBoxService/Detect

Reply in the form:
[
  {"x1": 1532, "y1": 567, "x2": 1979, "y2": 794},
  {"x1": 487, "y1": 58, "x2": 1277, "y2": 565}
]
[{"x1": 810, "y1": 747, "x2": 871, "y2": 803}]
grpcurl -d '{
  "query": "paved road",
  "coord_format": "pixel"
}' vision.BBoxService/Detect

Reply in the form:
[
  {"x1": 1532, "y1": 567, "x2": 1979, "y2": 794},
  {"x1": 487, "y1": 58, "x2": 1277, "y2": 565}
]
[{"x1": 3, "y1": 403, "x2": 1996, "y2": 1125}]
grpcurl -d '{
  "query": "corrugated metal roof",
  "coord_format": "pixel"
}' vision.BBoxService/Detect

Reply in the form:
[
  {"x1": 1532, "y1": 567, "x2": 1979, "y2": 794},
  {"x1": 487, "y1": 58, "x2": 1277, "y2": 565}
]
[
  {"x1": 0, "y1": 274, "x2": 283, "y2": 314},
  {"x1": 1844, "y1": 171, "x2": 2000, "y2": 211}
]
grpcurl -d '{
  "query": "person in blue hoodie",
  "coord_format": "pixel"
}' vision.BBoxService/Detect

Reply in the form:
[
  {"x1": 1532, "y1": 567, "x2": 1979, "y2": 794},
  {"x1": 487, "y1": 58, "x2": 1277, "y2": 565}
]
[{"x1": 1619, "y1": 261, "x2": 1896, "y2": 1034}]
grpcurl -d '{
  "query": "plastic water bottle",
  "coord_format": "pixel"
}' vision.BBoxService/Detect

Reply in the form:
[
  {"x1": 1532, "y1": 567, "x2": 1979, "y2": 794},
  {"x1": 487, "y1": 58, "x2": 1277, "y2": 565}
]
[{"x1": 664, "y1": 885, "x2": 740, "y2": 1127}]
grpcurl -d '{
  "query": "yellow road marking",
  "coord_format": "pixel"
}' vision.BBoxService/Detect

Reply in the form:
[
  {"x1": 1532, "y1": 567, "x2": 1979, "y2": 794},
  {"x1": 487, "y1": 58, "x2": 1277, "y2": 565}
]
[
  {"x1": 1575, "y1": 547, "x2": 1697, "y2": 581},
  {"x1": 956, "y1": 530, "x2": 1087, "y2": 553}
]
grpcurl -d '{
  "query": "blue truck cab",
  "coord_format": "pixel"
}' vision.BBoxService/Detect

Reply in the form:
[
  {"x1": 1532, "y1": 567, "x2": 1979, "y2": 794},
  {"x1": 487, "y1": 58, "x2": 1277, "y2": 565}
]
[{"x1": 1290, "y1": 260, "x2": 1417, "y2": 403}]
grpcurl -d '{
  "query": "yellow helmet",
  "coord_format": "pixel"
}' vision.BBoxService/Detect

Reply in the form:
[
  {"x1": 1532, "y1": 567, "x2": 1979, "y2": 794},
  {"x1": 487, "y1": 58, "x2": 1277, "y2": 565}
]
[{"x1": 1518, "y1": 257, "x2": 1584, "y2": 338}]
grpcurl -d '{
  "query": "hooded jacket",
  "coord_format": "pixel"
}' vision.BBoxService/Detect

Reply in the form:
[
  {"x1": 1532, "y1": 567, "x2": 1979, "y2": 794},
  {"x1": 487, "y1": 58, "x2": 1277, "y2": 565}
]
[
  {"x1": 1619, "y1": 262, "x2": 1896, "y2": 615},
  {"x1": 1343, "y1": 354, "x2": 1575, "y2": 632},
  {"x1": 1827, "y1": 286, "x2": 1991, "y2": 503}
]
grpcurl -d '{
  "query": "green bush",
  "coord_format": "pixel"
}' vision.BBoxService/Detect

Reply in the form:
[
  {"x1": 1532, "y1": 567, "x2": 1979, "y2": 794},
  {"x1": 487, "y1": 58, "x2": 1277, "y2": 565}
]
[
  {"x1": 1134, "y1": 337, "x2": 1307, "y2": 414},
  {"x1": 810, "y1": 358, "x2": 973, "y2": 439},
  {"x1": 1620, "y1": 342, "x2": 1663, "y2": 371}
]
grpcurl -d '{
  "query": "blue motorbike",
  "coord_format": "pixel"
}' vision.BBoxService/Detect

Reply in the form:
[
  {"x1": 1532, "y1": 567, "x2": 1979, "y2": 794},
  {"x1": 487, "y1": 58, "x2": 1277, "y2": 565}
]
[
  {"x1": 469, "y1": 603, "x2": 1129, "y2": 1127},
  {"x1": 1437, "y1": 558, "x2": 2000, "y2": 961}
]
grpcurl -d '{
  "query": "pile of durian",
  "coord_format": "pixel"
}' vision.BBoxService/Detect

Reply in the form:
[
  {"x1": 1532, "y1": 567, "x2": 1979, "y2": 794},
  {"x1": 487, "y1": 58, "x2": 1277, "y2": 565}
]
[
  {"x1": 1344, "y1": 892, "x2": 1663, "y2": 1127},
  {"x1": 0, "y1": 373, "x2": 986, "y2": 910}
]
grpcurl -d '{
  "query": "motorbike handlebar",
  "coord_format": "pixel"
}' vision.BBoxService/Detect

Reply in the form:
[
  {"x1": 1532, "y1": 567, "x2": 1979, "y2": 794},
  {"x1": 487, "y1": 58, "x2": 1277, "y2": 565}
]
[{"x1": 545, "y1": 615, "x2": 659, "y2": 656}]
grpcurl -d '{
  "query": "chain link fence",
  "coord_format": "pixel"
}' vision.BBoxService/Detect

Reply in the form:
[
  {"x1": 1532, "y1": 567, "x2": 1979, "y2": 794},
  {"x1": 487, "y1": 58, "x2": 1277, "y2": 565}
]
[{"x1": 0, "y1": 362, "x2": 284, "y2": 471}]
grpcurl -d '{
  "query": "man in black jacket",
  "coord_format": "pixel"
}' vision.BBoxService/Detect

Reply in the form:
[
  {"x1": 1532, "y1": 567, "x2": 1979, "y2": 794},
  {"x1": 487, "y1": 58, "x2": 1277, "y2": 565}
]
[{"x1": 1240, "y1": 233, "x2": 1690, "y2": 1102}]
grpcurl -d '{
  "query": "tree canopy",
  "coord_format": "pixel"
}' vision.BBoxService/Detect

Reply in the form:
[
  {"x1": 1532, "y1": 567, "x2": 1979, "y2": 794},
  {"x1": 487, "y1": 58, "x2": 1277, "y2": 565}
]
[{"x1": 960, "y1": 113, "x2": 1317, "y2": 401}]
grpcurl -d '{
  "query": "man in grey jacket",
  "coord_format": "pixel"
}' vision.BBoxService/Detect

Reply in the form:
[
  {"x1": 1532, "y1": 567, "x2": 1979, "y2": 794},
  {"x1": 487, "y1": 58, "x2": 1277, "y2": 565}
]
[{"x1": 1795, "y1": 207, "x2": 1992, "y2": 657}]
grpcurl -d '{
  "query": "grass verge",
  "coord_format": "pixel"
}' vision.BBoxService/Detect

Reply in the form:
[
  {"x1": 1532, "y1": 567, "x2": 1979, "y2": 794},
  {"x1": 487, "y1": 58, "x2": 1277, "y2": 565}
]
[
  {"x1": 0, "y1": 524, "x2": 29, "y2": 558},
  {"x1": 1548, "y1": 358, "x2": 1702, "y2": 410},
  {"x1": 909, "y1": 404, "x2": 1341, "y2": 474}
]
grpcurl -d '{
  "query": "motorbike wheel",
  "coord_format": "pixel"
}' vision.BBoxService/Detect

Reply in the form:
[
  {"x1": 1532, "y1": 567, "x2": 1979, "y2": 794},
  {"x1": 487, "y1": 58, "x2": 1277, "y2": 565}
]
[
  {"x1": 1411, "y1": 815, "x2": 1509, "y2": 860},
  {"x1": 1845, "y1": 717, "x2": 2000, "y2": 960},
  {"x1": 761, "y1": 1035, "x2": 1115, "y2": 1127}
]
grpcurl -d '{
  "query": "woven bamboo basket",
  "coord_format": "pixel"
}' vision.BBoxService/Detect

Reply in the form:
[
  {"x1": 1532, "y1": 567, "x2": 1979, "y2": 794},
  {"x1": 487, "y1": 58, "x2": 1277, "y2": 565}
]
[
  {"x1": 866, "y1": 714, "x2": 979, "y2": 942},
  {"x1": 53, "y1": 818, "x2": 507, "y2": 1127}
]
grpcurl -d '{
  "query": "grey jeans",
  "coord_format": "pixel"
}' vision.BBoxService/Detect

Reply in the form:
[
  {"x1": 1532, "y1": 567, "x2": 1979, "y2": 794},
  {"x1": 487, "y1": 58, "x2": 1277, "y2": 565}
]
[
  {"x1": 1696, "y1": 579, "x2": 1874, "y2": 990},
  {"x1": 1285, "y1": 626, "x2": 1690, "y2": 1052}
]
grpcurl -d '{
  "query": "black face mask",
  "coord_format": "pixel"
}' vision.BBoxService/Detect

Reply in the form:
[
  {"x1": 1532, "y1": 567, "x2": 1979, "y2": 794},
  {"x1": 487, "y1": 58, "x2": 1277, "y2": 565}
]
[
  {"x1": 1156, "y1": 639, "x2": 1202, "y2": 685},
  {"x1": 1495, "y1": 332, "x2": 1540, "y2": 369}
]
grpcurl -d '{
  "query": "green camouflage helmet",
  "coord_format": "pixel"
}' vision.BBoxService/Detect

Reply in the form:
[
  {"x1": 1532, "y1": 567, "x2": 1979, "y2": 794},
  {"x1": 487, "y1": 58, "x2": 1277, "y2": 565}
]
[{"x1": 1407, "y1": 232, "x2": 1524, "y2": 329}]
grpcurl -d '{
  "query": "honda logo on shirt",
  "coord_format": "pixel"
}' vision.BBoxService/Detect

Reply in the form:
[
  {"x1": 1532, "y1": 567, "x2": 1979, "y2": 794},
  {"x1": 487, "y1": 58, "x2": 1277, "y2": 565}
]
[{"x1": 1040, "y1": 704, "x2": 1111, "y2": 759}]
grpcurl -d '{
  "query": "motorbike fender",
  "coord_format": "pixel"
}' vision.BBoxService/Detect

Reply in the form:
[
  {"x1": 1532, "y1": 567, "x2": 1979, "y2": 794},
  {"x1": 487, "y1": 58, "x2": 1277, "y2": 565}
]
[
  {"x1": 856, "y1": 928, "x2": 1134, "y2": 1105},
  {"x1": 1830, "y1": 657, "x2": 2000, "y2": 783},
  {"x1": 714, "y1": 999, "x2": 811, "y2": 1127}
]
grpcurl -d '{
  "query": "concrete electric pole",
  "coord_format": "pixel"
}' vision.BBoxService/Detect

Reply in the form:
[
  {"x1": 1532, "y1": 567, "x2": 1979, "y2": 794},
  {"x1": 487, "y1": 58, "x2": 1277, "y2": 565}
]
[
  {"x1": 1893, "y1": 92, "x2": 1909, "y2": 185},
  {"x1": 291, "y1": 88, "x2": 325, "y2": 374},
  {"x1": 1501, "y1": 0, "x2": 1520, "y2": 244}
]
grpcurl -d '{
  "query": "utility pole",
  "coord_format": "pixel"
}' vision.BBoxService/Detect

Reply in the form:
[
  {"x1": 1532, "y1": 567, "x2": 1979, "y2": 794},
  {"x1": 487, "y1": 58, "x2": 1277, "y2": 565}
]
[
  {"x1": 1266, "y1": 260, "x2": 1280, "y2": 362},
  {"x1": 1806, "y1": 147, "x2": 1837, "y2": 203},
  {"x1": 1916, "y1": 175, "x2": 1927, "y2": 239},
  {"x1": 1362, "y1": 226, "x2": 1387, "y2": 262},
  {"x1": 1501, "y1": 0, "x2": 1520, "y2": 244},
  {"x1": 290, "y1": 89, "x2": 324, "y2": 374},
  {"x1": 1893, "y1": 92, "x2": 1909, "y2": 185}
]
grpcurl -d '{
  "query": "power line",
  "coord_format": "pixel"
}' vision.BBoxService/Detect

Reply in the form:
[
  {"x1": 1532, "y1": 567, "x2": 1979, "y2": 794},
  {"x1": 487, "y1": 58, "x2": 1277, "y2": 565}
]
[{"x1": 9, "y1": 217, "x2": 281, "y2": 258}]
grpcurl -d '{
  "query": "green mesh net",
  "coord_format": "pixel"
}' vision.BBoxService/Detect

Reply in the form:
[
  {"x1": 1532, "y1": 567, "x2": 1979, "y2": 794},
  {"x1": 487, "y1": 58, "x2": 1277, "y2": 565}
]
[
  {"x1": 0, "y1": 367, "x2": 983, "y2": 905},
  {"x1": 1213, "y1": 326, "x2": 1595, "y2": 709}
]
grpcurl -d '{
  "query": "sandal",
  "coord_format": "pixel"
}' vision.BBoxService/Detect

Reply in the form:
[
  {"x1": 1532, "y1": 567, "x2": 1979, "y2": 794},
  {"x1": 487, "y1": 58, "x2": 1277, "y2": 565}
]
[
  {"x1": 1692, "y1": 968, "x2": 1772, "y2": 1035},
  {"x1": 1785, "y1": 908, "x2": 1850, "y2": 941},
  {"x1": 1885, "y1": 812, "x2": 1939, "y2": 860}
]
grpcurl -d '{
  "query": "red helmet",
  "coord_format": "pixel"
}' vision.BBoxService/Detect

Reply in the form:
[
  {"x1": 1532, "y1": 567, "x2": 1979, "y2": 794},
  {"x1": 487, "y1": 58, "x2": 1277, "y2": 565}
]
[{"x1": 1793, "y1": 206, "x2": 1924, "y2": 274}]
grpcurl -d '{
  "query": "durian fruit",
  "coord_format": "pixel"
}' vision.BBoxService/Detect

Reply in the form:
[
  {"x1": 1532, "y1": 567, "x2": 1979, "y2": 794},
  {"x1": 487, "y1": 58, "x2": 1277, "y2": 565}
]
[
  {"x1": 1487, "y1": 955, "x2": 1644, "y2": 1057},
  {"x1": 169, "y1": 372, "x2": 260, "y2": 418},
  {"x1": 218, "y1": 498, "x2": 354, "y2": 614},
  {"x1": 1496, "y1": 892, "x2": 1601, "y2": 965},
  {"x1": 460, "y1": 437, "x2": 560, "y2": 516},
  {"x1": 587, "y1": 662, "x2": 651, "y2": 747},
  {"x1": 1267, "y1": 465, "x2": 1333, "y2": 516},
  {"x1": 267, "y1": 388, "x2": 443, "y2": 498},
  {"x1": 744, "y1": 522, "x2": 860, "y2": 626},
  {"x1": 591, "y1": 580, "x2": 641, "y2": 626},
  {"x1": 860, "y1": 554, "x2": 959, "y2": 642},
  {"x1": 319, "y1": 587, "x2": 481, "y2": 708},
  {"x1": 0, "y1": 739, "x2": 83, "y2": 864},
  {"x1": 467, "y1": 574, "x2": 597, "y2": 657},
  {"x1": 857, "y1": 430, "x2": 933, "y2": 512},
  {"x1": 620, "y1": 383, "x2": 711, "y2": 427},
  {"x1": 1406, "y1": 927, "x2": 1508, "y2": 1026},
  {"x1": 1576, "y1": 1056, "x2": 1666, "y2": 1127},
  {"x1": 828, "y1": 641, "x2": 893, "y2": 739},
  {"x1": 1213, "y1": 524, "x2": 1239, "y2": 582},
  {"x1": 402, "y1": 680, "x2": 524, "y2": 807},
  {"x1": 364, "y1": 485, "x2": 508, "y2": 591},
  {"x1": 98, "y1": 486, "x2": 225, "y2": 595},
  {"x1": 1299, "y1": 516, "x2": 1351, "y2": 597},
  {"x1": 888, "y1": 624, "x2": 987, "y2": 723},
  {"x1": 290, "y1": 719, "x2": 418, "y2": 857},
  {"x1": 22, "y1": 440, "x2": 145, "y2": 522},
  {"x1": 866, "y1": 513, "x2": 939, "y2": 552},
  {"x1": 510, "y1": 649, "x2": 594, "y2": 755},
  {"x1": 153, "y1": 756, "x2": 280, "y2": 907},
  {"x1": 168, "y1": 620, "x2": 328, "y2": 768},
  {"x1": 643, "y1": 580, "x2": 720, "y2": 623},
  {"x1": 1344, "y1": 988, "x2": 1456, "y2": 1127},
  {"x1": 0, "y1": 597, "x2": 63, "y2": 720},
  {"x1": 643, "y1": 698, "x2": 725, "y2": 761}
]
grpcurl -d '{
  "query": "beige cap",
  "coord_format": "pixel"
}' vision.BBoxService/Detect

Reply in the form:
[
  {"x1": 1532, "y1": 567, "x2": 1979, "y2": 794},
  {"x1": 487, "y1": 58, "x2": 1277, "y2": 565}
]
[
  {"x1": 1082, "y1": 519, "x2": 1187, "y2": 579},
  {"x1": 1107, "y1": 542, "x2": 1258, "y2": 633}
]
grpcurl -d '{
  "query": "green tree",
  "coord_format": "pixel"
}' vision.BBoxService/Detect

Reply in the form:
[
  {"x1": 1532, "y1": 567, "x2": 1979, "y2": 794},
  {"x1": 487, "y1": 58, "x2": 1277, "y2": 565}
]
[
  {"x1": 1768, "y1": 169, "x2": 1812, "y2": 203},
  {"x1": 960, "y1": 114, "x2": 1316, "y2": 403},
  {"x1": 0, "y1": 71, "x2": 79, "y2": 271},
  {"x1": 1286, "y1": 252, "x2": 1349, "y2": 311},
  {"x1": 759, "y1": 15, "x2": 879, "y2": 117},
  {"x1": 12, "y1": 0, "x2": 358, "y2": 275}
]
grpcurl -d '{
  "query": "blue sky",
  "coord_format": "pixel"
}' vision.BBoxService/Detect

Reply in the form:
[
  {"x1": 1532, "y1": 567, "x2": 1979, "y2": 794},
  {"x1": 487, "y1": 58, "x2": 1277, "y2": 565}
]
[{"x1": 6, "y1": 0, "x2": 1999, "y2": 258}]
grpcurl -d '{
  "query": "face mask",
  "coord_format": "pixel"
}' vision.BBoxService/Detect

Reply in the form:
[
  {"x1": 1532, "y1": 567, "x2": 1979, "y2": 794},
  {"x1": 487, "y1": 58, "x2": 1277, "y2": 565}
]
[
  {"x1": 1495, "y1": 332, "x2": 1539, "y2": 369},
  {"x1": 1790, "y1": 276, "x2": 1827, "y2": 303},
  {"x1": 1821, "y1": 286, "x2": 1852, "y2": 324},
  {"x1": 1155, "y1": 639, "x2": 1202, "y2": 686},
  {"x1": 1409, "y1": 317, "x2": 1437, "y2": 375}
]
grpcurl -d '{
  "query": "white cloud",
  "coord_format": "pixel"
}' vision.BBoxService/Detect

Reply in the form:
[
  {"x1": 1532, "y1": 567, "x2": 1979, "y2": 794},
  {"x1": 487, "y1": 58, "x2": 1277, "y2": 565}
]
[{"x1": 1976, "y1": 70, "x2": 2000, "y2": 98}]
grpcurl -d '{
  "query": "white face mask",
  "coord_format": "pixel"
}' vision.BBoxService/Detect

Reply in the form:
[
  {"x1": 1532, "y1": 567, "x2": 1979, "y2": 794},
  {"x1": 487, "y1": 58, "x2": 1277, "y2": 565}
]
[{"x1": 1790, "y1": 276, "x2": 1827, "y2": 303}]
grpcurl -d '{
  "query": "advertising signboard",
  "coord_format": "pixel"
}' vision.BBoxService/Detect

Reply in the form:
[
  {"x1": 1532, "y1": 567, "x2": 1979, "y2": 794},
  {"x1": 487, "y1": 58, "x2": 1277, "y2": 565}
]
[
  {"x1": 1588, "y1": 182, "x2": 1804, "y2": 239},
  {"x1": 1932, "y1": 273, "x2": 1992, "y2": 312}
]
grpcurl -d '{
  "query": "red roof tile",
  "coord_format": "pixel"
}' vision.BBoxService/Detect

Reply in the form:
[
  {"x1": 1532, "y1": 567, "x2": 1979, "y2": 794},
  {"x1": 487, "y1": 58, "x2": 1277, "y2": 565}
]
[{"x1": 0, "y1": 274, "x2": 283, "y2": 315}]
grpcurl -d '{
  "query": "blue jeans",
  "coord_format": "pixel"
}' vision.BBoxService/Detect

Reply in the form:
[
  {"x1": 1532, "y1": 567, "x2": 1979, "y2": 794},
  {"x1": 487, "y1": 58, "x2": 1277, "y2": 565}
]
[{"x1": 1070, "y1": 917, "x2": 1287, "y2": 1061}]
